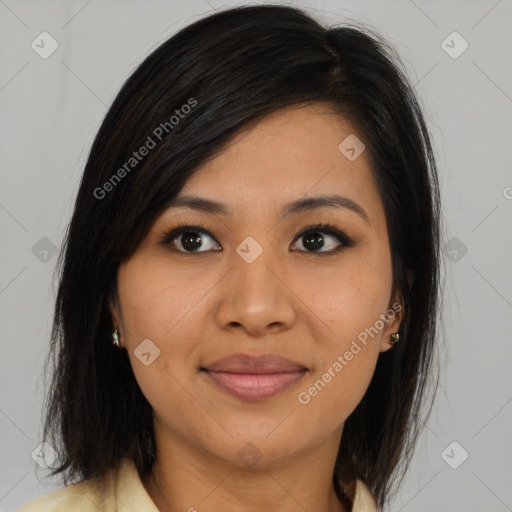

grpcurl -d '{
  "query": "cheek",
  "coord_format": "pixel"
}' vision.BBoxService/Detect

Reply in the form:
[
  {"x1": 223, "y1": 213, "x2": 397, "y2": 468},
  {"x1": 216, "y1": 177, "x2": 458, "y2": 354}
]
[
  {"x1": 294, "y1": 346, "x2": 378, "y2": 441},
  {"x1": 292, "y1": 263, "x2": 388, "y2": 433},
  {"x1": 301, "y1": 247, "x2": 393, "y2": 339},
  {"x1": 117, "y1": 253, "x2": 208, "y2": 339},
  {"x1": 293, "y1": 248, "x2": 391, "y2": 417},
  {"x1": 116, "y1": 255, "x2": 213, "y2": 403}
]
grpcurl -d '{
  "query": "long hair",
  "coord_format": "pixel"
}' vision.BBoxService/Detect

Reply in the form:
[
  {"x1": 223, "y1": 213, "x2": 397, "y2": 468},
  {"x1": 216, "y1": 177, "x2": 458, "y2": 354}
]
[{"x1": 41, "y1": 5, "x2": 441, "y2": 510}]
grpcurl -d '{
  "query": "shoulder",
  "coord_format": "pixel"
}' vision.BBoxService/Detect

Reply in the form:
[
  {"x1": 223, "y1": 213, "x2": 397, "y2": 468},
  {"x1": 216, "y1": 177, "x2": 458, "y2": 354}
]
[
  {"x1": 17, "y1": 458, "x2": 158, "y2": 512},
  {"x1": 17, "y1": 465, "x2": 118, "y2": 512},
  {"x1": 352, "y1": 478, "x2": 379, "y2": 512}
]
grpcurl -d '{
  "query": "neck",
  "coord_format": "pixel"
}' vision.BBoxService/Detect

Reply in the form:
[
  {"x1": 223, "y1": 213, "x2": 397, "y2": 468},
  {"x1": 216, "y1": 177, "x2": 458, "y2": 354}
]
[{"x1": 141, "y1": 433, "x2": 349, "y2": 512}]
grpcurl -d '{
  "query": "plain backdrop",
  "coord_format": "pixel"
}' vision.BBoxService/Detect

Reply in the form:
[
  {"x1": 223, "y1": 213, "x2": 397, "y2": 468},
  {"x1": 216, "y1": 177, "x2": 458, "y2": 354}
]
[{"x1": 1, "y1": 1, "x2": 511, "y2": 511}]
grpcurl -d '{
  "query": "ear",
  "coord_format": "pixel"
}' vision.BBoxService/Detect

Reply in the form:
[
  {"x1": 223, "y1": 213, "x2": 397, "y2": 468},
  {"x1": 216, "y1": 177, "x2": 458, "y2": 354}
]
[
  {"x1": 108, "y1": 288, "x2": 121, "y2": 329},
  {"x1": 379, "y1": 288, "x2": 404, "y2": 353}
]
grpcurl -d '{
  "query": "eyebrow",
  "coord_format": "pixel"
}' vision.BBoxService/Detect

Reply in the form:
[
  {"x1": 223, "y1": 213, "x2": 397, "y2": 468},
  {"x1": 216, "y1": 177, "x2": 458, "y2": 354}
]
[{"x1": 165, "y1": 194, "x2": 370, "y2": 224}]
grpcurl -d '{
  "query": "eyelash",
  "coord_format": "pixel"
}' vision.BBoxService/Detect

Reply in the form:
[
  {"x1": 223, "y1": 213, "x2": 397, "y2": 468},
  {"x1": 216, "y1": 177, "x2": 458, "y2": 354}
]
[{"x1": 159, "y1": 221, "x2": 355, "y2": 255}]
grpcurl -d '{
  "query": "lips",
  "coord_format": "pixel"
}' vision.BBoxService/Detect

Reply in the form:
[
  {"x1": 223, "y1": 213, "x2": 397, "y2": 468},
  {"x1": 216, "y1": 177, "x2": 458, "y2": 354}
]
[
  {"x1": 201, "y1": 353, "x2": 309, "y2": 401},
  {"x1": 202, "y1": 353, "x2": 308, "y2": 373}
]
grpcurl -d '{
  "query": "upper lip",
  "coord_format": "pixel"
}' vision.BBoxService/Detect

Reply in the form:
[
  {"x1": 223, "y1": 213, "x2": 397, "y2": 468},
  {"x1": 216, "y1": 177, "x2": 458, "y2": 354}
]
[{"x1": 202, "y1": 353, "x2": 308, "y2": 374}]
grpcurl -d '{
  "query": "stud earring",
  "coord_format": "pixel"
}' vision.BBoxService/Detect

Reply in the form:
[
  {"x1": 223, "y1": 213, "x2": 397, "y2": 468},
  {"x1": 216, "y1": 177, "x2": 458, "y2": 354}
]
[
  {"x1": 112, "y1": 328, "x2": 120, "y2": 347},
  {"x1": 389, "y1": 332, "x2": 400, "y2": 345}
]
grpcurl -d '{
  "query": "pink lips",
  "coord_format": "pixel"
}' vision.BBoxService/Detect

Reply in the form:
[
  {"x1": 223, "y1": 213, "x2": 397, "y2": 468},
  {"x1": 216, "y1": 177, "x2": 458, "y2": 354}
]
[{"x1": 201, "y1": 353, "x2": 308, "y2": 401}]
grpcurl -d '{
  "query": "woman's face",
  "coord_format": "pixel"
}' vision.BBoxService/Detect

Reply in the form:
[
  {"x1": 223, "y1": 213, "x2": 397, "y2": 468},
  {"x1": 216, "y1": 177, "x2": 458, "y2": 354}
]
[{"x1": 111, "y1": 102, "x2": 402, "y2": 470}]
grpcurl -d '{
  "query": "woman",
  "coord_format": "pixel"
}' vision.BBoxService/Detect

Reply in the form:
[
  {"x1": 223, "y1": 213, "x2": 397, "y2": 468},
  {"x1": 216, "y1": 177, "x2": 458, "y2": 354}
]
[{"x1": 18, "y1": 4, "x2": 441, "y2": 511}]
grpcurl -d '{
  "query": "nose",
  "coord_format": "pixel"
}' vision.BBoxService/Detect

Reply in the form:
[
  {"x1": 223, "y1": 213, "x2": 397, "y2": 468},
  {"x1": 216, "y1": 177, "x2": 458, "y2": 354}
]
[{"x1": 214, "y1": 241, "x2": 298, "y2": 337}]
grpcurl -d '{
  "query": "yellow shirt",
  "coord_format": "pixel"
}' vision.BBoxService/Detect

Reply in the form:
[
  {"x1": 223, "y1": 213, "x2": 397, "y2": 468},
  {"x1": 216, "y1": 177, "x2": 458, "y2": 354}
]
[{"x1": 17, "y1": 458, "x2": 379, "y2": 511}]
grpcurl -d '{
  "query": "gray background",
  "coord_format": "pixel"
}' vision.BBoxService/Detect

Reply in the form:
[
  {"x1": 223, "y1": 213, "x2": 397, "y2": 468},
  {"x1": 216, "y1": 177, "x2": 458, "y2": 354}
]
[{"x1": 1, "y1": 0, "x2": 511, "y2": 511}]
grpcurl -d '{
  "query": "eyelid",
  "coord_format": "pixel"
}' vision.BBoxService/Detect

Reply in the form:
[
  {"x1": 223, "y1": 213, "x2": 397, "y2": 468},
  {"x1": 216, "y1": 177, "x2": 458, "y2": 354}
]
[
  {"x1": 159, "y1": 221, "x2": 355, "y2": 253},
  {"x1": 292, "y1": 223, "x2": 355, "y2": 249},
  {"x1": 159, "y1": 221, "x2": 218, "y2": 248}
]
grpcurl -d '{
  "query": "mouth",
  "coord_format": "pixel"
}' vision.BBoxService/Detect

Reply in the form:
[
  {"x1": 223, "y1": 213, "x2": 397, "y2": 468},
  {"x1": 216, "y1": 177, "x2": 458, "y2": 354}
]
[
  {"x1": 200, "y1": 369, "x2": 308, "y2": 401},
  {"x1": 200, "y1": 353, "x2": 309, "y2": 401}
]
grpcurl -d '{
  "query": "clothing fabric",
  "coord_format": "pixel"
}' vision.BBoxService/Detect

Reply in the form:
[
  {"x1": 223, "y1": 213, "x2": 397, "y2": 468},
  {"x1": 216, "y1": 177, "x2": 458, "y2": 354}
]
[{"x1": 18, "y1": 457, "x2": 379, "y2": 511}]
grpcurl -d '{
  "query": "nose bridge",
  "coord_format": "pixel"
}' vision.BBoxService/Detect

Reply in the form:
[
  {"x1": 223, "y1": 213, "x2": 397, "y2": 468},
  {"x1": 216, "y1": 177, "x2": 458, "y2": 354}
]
[
  {"x1": 215, "y1": 232, "x2": 296, "y2": 333},
  {"x1": 232, "y1": 232, "x2": 280, "y2": 296}
]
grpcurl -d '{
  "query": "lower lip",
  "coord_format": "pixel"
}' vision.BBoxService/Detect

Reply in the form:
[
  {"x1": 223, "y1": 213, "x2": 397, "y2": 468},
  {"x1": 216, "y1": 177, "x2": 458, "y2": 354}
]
[{"x1": 202, "y1": 370, "x2": 307, "y2": 401}]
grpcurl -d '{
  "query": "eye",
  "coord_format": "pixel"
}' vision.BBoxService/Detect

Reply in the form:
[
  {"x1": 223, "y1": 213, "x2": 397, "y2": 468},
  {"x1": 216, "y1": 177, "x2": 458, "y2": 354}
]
[
  {"x1": 159, "y1": 222, "x2": 221, "y2": 253},
  {"x1": 160, "y1": 222, "x2": 354, "y2": 254},
  {"x1": 290, "y1": 223, "x2": 354, "y2": 254}
]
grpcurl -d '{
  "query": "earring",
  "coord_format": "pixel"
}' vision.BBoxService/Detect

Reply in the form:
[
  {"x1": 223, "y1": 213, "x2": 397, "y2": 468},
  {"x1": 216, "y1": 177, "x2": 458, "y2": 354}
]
[
  {"x1": 112, "y1": 328, "x2": 120, "y2": 347},
  {"x1": 389, "y1": 332, "x2": 400, "y2": 345}
]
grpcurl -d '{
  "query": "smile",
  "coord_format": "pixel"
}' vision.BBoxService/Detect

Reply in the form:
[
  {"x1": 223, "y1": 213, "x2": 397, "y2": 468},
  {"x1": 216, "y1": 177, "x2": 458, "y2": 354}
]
[{"x1": 201, "y1": 370, "x2": 308, "y2": 401}]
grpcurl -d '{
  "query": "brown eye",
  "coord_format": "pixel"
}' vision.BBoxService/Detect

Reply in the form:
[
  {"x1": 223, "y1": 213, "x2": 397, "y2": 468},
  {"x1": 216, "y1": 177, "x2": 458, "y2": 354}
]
[
  {"x1": 160, "y1": 222, "x2": 354, "y2": 255},
  {"x1": 160, "y1": 224, "x2": 221, "y2": 253},
  {"x1": 291, "y1": 223, "x2": 354, "y2": 254}
]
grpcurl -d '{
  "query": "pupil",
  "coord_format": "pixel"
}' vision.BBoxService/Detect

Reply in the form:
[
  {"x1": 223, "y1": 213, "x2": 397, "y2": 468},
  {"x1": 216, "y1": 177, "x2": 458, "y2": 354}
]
[
  {"x1": 179, "y1": 231, "x2": 326, "y2": 252},
  {"x1": 304, "y1": 232, "x2": 324, "y2": 251},
  {"x1": 182, "y1": 232, "x2": 202, "y2": 251}
]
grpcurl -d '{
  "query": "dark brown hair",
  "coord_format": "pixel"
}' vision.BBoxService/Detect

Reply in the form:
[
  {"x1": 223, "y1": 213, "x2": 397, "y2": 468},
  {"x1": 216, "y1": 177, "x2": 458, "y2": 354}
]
[{"x1": 42, "y1": 5, "x2": 441, "y2": 511}]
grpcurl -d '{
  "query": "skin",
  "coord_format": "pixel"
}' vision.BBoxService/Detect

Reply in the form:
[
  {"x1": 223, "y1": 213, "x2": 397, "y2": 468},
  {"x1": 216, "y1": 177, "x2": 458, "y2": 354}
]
[{"x1": 110, "y1": 102, "x2": 403, "y2": 512}]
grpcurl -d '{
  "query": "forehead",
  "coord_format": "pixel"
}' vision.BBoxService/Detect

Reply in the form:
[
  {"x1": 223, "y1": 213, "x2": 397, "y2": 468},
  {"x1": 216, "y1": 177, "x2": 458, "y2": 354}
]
[{"x1": 166, "y1": 103, "x2": 385, "y2": 228}]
